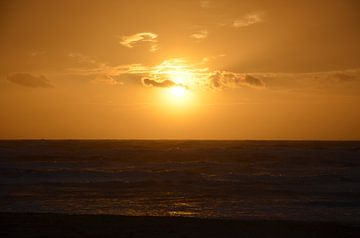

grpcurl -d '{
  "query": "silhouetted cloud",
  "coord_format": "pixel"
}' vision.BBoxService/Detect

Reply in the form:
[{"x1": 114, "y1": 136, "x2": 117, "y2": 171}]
[
  {"x1": 209, "y1": 71, "x2": 265, "y2": 89},
  {"x1": 244, "y1": 75, "x2": 264, "y2": 86},
  {"x1": 119, "y1": 32, "x2": 159, "y2": 52},
  {"x1": 142, "y1": 78, "x2": 178, "y2": 88},
  {"x1": 7, "y1": 73, "x2": 53, "y2": 88}
]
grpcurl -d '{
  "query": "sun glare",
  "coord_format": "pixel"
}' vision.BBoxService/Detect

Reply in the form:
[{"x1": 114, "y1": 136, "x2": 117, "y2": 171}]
[
  {"x1": 168, "y1": 70, "x2": 193, "y2": 85},
  {"x1": 151, "y1": 58, "x2": 201, "y2": 87},
  {"x1": 170, "y1": 86, "x2": 187, "y2": 98},
  {"x1": 162, "y1": 85, "x2": 194, "y2": 108},
  {"x1": 151, "y1": 59, "x2": 202, "y2": 108}
]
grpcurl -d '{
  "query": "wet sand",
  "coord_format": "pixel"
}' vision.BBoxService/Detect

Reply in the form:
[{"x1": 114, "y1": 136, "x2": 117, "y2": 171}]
[{"x1": 0, "y1": 213, "x2": 359, "y2": 238}]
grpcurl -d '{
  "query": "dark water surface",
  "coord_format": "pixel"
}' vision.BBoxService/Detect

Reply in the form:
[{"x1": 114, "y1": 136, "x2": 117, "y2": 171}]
[{"x1": 0, "y1": 140, "x2": 359, "y2": 222}]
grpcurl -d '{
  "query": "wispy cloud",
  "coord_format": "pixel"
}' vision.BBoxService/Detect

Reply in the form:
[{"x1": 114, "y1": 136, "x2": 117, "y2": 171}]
[
  {"x1": 68, "y1": 58, "x2": 265, "y2": 90},
  {"x1": 331, "y1": 73, "x2": 356, "y2": 82},
  {"x1": 202, "y1": 54, "x2": 226, "y2": 63},
  {"x1": 92, "y1": 75, "x2": 123, "y2": 86},
  {"x1": 200, "y1": 1, "x2": 211, "y2": 9},
  {"x1": 119, "y1": 32, "x2": 159, "y2": 52},
  {"x1": 250, "y1": 69, "x2": 360, "y2": 94},
  {"x1": 190, "y1": 30, "x2": 208, "y2": 40},
  {"x1": 233, "y1": 12, "x2": 265, "y2": 28},
  {"x1": 68, "y1": 52, "x2": 99, "y2": 65},
  {"x1": 28, "y1": 50, "x2": 46, "y2": 57},
  {"x1": 67, "y1": 56, "x2": 360, "y2": 93},
  {"x1": 7, "y1": 73, "x2": 53, "y2": 88}
]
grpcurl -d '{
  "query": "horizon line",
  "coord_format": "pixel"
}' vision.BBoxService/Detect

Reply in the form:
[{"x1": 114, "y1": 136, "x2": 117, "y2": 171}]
[{"x1": 0, "y1": 138, "x2": 359, "y2": 142}]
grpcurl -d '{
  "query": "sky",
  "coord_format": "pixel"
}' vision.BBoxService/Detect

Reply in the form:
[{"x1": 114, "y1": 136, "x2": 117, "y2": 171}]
[{"x1": 0, "y1": 0, "x2": 360, "y2": 140}]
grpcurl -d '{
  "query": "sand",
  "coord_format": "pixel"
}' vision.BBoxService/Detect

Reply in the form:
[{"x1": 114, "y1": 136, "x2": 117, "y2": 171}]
[{"x1": 0, "y1": 213, "x2": 359, "y2": 237}]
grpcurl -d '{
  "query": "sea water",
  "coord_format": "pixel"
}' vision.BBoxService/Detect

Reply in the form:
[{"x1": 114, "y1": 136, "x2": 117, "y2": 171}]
[{"x1": 0, "y1": 140, "x2": 359, "y2": 222}]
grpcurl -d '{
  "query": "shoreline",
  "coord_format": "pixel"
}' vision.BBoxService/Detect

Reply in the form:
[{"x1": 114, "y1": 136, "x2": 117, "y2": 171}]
[{"x1": 0, "y1": 212, "x2": 359, "y2": 237}]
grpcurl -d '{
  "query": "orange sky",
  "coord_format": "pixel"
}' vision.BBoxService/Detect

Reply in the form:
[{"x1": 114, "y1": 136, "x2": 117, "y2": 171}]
[{"x1": 1, "y1": 0, "x2": 360, "y2": 140}]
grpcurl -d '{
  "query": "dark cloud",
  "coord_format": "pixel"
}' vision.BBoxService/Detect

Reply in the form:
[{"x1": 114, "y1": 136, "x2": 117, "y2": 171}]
[
  {"x1": 142, "y1": 78, "x2": 178, "y2": 88},
  {"x1": 7, "y1": 73, "x2": 53, "y2": 88},
  {"x1": 209, "y1": 71, "x2": 264, "y2": 89},
  {"x1": 244, "y1": 75, "x2": 264, "y2": 86}
]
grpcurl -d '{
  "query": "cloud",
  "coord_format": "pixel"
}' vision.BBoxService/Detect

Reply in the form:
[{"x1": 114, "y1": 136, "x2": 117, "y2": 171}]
[
  {"x1": 190, "y1": 30, "x2": 208, "y2": 40},
  {"x1": 119, "y1": 32, "x2": 159, "y2": 52},
  {"x1": 244, "y1": 75, "x2": 264, "y2": 86},
  {"x1": 68, "y1": 52, "x2": 98, "y2": 65},
  {"x1": 29, "y1": 50, "x2": 46, "y2": 57},
  {"x1": 202, "y1": 54, "x2": 226, "y2": 63},
  {"x1": 68, "y1": 57, "x2": 266, "y2": 90},
  {"x1": 200, "y1": 1, "x2": 211, "y2": 9},
  {"x1": 331, "y1": 73, "x2": 356, "y2": 82},
  {"x1": 92, "y1": 74, "x2": 123, "y2": 86},
  {"x1": 209, "y1": 71, "x2": 265, "y2": 89},
  {"x1": 68, "y1": 63, "x2": 151, "y2": 78},
  {"x1": 251, "y1": 69, "x2": 360, "y2": 93},
  {"x1": 142, "y1": 78, "x2": 178, "y2": 88},
  {"x1": 233, "y1": 12, "x2": 265, "y2": 28},
  {"x1": 7, "y1": 73, "x2": 53, "y2": 88},
  {"x1": 67, "y1": 54, "x2": 360, "y2": 95}
]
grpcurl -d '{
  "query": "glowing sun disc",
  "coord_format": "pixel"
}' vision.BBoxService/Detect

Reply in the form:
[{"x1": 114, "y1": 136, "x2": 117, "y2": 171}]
[
  {"x1": 170, "y1": 86, "x2": 187, "y2": 97},
  {"x1": 162, "y1": 86, "x2": 192, "y2": 107}
]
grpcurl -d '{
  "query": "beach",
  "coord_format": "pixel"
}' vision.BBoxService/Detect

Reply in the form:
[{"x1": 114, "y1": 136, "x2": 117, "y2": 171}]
[{"x1": 1, "y1": 213, "x2": 360, "y2": 238}]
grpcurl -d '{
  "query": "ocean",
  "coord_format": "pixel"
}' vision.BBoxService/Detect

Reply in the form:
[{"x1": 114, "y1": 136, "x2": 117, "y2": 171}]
[{"x1": 0, "y1": 140, "x2": 359, "y2": 222}]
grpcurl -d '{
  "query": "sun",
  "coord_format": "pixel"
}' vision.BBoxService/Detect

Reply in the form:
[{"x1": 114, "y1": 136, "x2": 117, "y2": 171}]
[
  {"x1": 164, "y1": 68, "x2": 193, "y2": 105},
  {"x1": 169, "y1": 86, "x2": 187, "y2": 97},
  {"x1": 152, "y1": 59, "x2": 200, "y2": 107},
  {"x1": 164, "y1": 86, "x2": 190, "y2": 105}
]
